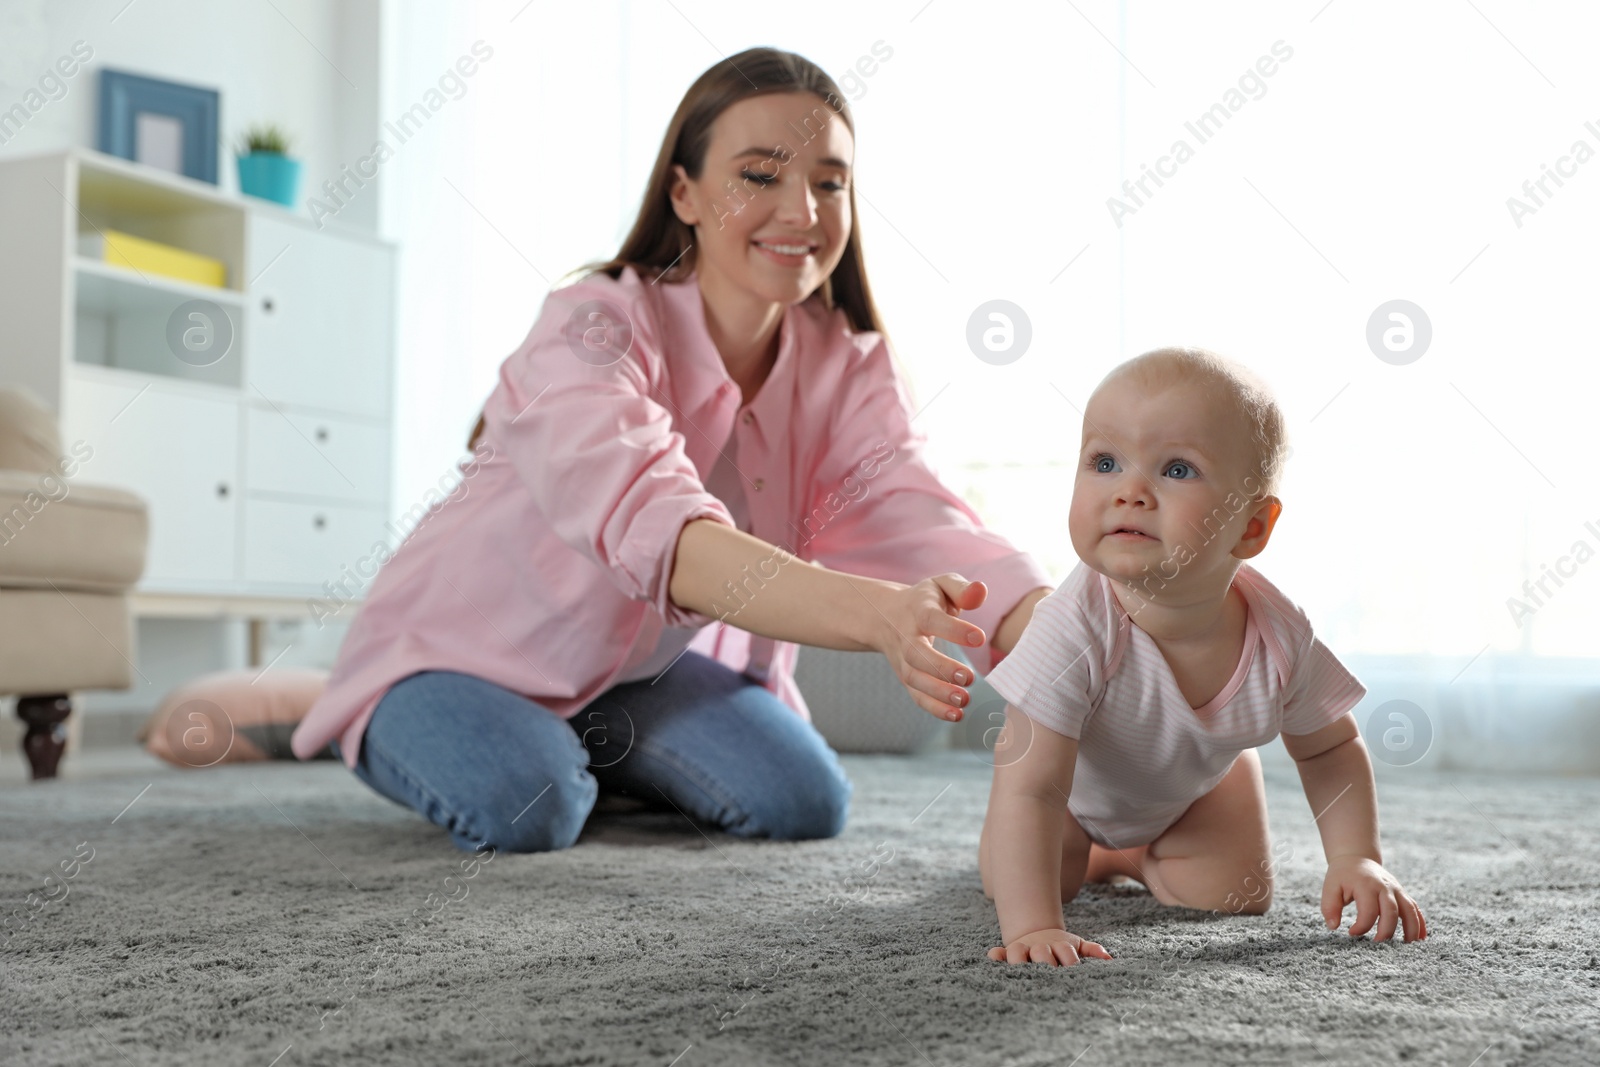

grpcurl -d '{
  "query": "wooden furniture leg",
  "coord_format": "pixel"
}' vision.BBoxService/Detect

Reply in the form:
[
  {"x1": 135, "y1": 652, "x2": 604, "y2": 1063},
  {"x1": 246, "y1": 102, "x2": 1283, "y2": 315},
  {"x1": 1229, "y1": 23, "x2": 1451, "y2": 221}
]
[{"x1": 16, "y1": 694, "x2": 71, "y2": 781}]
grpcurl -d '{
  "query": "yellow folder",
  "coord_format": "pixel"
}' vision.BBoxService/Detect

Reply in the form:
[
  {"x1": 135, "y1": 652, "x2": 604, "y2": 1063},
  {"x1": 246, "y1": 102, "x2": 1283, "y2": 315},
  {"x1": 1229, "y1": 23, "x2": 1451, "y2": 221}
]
[{"x1": 77, "y1": 229, "x2": 228, "y2": 288}]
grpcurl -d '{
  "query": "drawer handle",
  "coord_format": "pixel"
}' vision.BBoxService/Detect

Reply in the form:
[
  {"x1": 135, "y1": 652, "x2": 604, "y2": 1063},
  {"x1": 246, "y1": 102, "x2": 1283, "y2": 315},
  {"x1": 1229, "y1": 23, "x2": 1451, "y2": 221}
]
[
  {"x1": 312, "y1": 514, "x2": 327, "y2": 530},
  {"x1": 215, "y1": 482, "x2": 230, "y2": 499},
  {"x1": 261, "y1": 296, "x2": 276, "y2": 314},
  {"x1": 315, "y1": 426, "x2": 329, "y2": 444}
]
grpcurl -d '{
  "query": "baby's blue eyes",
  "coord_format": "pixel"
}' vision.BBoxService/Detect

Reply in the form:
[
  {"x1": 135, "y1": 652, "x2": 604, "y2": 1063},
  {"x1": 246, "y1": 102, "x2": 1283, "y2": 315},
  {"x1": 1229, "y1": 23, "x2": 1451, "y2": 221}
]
[{"x1": 1087, "y1": 452, "x2": 1198, "y2": 480}]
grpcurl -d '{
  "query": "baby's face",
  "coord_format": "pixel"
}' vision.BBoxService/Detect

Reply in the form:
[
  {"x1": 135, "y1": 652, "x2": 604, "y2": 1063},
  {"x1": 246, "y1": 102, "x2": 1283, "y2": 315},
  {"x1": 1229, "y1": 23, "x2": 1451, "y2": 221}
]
[{"x1": 1068, "y1": 374, "x2": 1272, "y2": 593}]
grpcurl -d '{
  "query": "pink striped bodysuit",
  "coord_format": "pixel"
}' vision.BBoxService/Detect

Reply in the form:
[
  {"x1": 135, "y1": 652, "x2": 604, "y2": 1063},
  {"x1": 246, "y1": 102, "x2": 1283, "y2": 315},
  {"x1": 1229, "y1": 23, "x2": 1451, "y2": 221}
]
[{"x1": 984, "y1": 561, "x2": 1366, "y2": 849}]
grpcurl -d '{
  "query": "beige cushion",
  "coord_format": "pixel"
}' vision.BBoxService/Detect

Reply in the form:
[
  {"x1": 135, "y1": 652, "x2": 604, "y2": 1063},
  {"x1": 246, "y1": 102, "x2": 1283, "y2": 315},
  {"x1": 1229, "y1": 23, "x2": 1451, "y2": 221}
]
[
  {"x1": 140, "y1": 668, "x2": 334, "y2": 767},
  {"x1": 0, "y1": 472, "x2": 148, "y2": 591},
  {"x1": 0, "y1": 386, "x2": 63, "y2": 475}
]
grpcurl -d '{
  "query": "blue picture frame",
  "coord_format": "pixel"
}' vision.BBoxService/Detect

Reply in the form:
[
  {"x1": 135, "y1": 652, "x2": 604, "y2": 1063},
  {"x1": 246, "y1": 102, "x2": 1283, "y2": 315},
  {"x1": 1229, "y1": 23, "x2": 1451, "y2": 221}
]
[{"x1": 97, "y1": 69, "x2": 219, "y2": 184}]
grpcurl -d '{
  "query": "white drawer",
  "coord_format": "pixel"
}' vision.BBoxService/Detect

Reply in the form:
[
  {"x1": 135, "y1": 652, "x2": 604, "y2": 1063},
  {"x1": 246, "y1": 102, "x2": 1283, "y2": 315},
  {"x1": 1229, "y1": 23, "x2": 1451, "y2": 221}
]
[
  {"x1": 242, "y1": 496, "x2": 391, "y2": 590},
  {"x1": 246, "y1": 404, "x2": 388, "y2": 504}
]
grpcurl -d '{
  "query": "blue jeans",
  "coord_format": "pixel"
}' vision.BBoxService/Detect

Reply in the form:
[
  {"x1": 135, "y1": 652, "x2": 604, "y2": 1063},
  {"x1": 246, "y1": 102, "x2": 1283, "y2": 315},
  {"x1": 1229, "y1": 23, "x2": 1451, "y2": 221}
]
[{"x1": 333, "y1": 652, "x2": 854, "y2": 853}]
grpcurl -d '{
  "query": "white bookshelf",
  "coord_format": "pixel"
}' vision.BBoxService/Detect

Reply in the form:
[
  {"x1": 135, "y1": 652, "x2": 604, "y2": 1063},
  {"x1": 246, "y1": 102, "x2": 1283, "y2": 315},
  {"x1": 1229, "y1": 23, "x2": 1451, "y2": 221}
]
[{"x1": 0, "y1": 148, "x2": 397, "y2": 601}]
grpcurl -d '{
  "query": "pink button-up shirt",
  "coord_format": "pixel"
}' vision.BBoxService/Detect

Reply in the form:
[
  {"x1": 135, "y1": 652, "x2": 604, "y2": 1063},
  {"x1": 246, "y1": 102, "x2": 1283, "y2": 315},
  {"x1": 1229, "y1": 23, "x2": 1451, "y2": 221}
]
[{"x1": 291, "y1": 266, "x2": 1053, "y2": 768}]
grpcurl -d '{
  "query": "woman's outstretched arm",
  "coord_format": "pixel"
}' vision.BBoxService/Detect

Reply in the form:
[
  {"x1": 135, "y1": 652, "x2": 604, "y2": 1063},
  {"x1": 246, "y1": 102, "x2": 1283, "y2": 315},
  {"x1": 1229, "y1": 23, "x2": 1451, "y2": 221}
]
[{"x1": 669, "y1": 517, "x2": 987, "y2": 721}]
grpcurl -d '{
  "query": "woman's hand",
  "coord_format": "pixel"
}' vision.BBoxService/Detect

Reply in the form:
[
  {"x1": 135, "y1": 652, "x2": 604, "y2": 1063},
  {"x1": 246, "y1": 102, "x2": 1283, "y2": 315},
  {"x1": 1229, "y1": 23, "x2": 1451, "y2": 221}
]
[
  {"x1": 1321, "y1": 856, "x2": 1427, "y2": 942},
  {"x1": 866, "y1": 574, "x2": 988, "y2": 721},
  {"x1": 987, "y1": 927, "x2": 1112, "y2": 966}
]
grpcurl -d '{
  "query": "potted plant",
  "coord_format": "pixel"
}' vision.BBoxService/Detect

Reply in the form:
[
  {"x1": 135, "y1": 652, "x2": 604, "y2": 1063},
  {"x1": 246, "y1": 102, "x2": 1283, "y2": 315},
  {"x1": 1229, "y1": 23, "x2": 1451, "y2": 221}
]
[{"x1": 235, "y1": 122, "x2": 301, "y2": 207}]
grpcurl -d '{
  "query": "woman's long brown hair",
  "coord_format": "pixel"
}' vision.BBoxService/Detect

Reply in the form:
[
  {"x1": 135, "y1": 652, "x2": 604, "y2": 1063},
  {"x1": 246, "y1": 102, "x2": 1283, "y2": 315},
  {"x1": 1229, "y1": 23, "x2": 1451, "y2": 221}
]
[{"x1": 466, "y1": 47, "x2": 886, "y2": 452}]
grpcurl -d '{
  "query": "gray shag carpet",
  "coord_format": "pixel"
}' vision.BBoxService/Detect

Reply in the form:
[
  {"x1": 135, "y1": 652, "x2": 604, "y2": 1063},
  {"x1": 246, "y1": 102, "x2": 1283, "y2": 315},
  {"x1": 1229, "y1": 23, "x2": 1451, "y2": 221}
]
[{"x1": 3, "y1": 748, "x2": 1598, "y2": 1066}]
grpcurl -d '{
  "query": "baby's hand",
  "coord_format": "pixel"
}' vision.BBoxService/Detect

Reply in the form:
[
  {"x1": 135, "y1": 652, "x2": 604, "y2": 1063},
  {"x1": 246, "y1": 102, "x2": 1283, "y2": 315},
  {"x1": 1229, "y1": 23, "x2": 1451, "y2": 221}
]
[
  {"x1": 986, "y1": 928, "x2": 1113, "y2": 966},
  {"x1": 1321, "y1": 856, "x2": 1427, "y2": 942}
]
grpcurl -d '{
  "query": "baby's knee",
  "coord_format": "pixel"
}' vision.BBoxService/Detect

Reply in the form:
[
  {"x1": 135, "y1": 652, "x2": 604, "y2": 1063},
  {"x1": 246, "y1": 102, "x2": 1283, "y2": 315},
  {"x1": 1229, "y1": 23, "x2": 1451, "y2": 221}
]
[
  {"x1": 1213, "y1": 879, "x2": 1275, "y2": 916},
  {"x1": 1224, "y1": 891, "x2": 1273, "y2": 916}
]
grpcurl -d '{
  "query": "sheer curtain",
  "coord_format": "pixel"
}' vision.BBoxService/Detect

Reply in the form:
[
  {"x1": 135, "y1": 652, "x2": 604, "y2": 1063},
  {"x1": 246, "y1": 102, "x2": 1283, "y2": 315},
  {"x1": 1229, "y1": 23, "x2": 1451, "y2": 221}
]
[{"x1": 379, "y1": 1, "x2": 1599, "y2": 765}]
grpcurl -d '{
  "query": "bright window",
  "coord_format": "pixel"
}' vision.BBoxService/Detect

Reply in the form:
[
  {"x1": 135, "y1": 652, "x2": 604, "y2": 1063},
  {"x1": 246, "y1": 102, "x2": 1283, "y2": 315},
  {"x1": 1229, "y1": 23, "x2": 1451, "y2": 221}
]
[{"x1": 384, "y1": 1, "x2": 1597, "y2": 672}]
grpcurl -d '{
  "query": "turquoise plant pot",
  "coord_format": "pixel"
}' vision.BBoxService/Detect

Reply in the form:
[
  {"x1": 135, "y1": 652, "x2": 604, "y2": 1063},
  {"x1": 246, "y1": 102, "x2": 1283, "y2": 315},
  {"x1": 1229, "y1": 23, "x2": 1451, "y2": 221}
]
[{"x1": 236, "y1": 152, "x2": 302, "y2": 207}]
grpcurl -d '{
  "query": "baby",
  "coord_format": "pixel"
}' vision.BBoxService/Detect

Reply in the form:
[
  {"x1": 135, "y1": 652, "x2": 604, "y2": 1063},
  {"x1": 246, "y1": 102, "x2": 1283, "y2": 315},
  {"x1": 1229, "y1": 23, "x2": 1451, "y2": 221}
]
[{"x1": 978, "y1": 347, "x2": 1427, "y2": 966}]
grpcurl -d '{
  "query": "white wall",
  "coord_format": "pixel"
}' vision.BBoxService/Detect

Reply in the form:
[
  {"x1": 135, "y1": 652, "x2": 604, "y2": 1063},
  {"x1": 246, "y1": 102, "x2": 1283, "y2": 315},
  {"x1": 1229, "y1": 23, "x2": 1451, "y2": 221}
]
[{"x1": 0, "y1": 0, "x2": 382, "y2": 231}]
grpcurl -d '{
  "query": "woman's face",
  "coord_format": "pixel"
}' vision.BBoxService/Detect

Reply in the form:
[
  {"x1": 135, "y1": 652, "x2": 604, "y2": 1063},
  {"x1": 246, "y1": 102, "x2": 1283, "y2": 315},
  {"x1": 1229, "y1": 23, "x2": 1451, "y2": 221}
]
[{"x1": 670, "y1": 91, "x2": 854, "y2": 308}]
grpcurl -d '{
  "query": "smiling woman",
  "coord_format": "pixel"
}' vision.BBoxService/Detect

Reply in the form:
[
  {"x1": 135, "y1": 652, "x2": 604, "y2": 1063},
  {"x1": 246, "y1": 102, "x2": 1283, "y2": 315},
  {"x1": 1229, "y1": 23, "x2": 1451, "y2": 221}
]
[{"x1": 293, "y1": 47, "x2": 1054, "y2": 856}]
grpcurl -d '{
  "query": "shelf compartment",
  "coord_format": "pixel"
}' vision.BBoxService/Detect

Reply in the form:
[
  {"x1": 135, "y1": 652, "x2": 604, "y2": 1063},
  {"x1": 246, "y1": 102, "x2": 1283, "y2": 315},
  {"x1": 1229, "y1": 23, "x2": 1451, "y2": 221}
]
[
  {"x1": 74, "y1": 258, "x2": 245, "y2": 388},
  {"x1": 76, "y1": 153, "x2": 246, "y2": 294}
]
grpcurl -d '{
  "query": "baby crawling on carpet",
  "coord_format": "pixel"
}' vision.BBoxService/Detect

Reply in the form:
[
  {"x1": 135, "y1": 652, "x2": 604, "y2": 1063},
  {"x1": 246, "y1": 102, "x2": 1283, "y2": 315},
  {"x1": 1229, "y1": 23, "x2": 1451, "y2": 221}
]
[{"x1": 978, "y1": 346, "x2": 1427, "y2": 965}]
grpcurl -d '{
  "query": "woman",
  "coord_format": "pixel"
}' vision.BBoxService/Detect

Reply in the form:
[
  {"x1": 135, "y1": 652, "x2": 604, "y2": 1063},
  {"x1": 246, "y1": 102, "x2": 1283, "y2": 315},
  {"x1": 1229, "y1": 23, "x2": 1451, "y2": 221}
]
[{"x1": 290, "y1": 47, "x2": 1053, "y2": 853}]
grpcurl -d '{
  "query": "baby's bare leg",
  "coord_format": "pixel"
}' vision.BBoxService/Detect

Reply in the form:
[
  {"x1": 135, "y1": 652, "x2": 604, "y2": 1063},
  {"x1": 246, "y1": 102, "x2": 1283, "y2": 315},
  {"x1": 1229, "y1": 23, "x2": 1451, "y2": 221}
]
[
  {"x1": 1133, "y1": 748, "x2": 1275, "y2": 912},
  {"x1": 1085, "y1": 841, "x2": 1149, "y2": 885}
]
